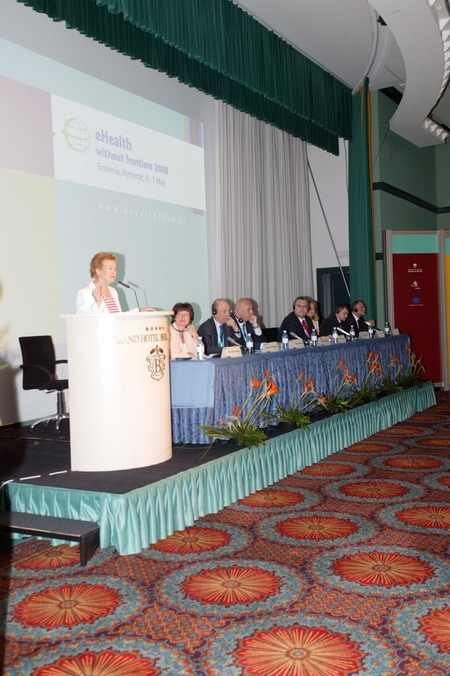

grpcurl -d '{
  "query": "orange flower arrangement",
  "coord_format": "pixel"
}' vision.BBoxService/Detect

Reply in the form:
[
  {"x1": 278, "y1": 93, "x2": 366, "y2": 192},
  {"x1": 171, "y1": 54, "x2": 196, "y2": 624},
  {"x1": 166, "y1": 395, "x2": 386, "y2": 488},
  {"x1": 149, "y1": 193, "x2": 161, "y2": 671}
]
[
  {"x1": 398, "y1": 344, "x2": 426, "y2": 388},
  {"x1": 199, "y1": 372, "x2": 279, "y2": 449},
  {"x1": 347, "y1": 352, "x2": 383, "y2": 406},
  {"x1": 315, "y1": 358, "x2": 358, "y2": 414},
  {"x1": 263, "y1": 371, "x2": 318, "y2": 428}
]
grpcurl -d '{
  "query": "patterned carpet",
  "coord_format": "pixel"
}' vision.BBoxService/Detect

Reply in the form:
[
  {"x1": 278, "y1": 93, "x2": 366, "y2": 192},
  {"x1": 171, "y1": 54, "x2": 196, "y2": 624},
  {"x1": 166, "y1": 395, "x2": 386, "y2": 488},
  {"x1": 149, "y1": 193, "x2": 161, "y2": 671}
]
[{"x1": 2, "y1": 391, "x2": 450, "y2": 675}]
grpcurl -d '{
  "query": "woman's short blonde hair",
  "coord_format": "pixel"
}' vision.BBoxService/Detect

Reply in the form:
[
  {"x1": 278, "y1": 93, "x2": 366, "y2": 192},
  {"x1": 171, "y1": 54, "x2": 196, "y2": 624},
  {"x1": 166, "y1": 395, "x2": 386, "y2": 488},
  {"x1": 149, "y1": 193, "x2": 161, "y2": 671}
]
[{"x1": 89, "y1": 252, "x2": 117, "y2": 279}]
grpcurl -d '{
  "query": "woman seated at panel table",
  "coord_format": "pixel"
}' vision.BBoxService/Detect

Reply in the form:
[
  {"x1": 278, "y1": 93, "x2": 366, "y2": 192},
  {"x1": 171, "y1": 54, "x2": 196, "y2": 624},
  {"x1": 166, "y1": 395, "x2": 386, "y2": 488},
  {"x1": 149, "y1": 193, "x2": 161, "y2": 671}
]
[
  {"x1": 307, "y1": 299, "x2": 321, "y2": 334},
  {"x1": 169, "y1": 302, "x2": 199, "y2": 359},
  {"x1": 76, "y1": 251, "x2": 153, "y2": 314}
]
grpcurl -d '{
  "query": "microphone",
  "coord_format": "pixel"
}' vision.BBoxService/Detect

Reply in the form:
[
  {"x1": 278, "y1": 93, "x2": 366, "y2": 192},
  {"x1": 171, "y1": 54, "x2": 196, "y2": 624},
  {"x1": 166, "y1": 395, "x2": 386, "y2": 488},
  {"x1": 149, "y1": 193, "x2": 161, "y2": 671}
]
[
  {"x1": 227, "y1": 336, "x2": 242, "y2": 348},
  {"x1": 118, "y1": 281, "x2": 139, "y2": 309},
  {"x1": 231, "y1": 312, "x2": 244, "y2": 326},
  {"x1": 336, "y1": 327, "x2": 351, "y2": 337},
  {"x1": 290, "y1": 332, "x2": 301, "y2": 341}
]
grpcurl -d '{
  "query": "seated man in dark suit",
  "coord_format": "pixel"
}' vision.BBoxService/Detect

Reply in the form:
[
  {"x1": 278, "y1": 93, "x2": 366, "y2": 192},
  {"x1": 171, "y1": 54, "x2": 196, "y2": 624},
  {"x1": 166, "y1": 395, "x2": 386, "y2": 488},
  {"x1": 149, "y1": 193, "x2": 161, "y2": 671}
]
[
  {"x1": 279, "y1": 297, "x2": 315, "y2": 342},
  {"x1": 234, "y1": 298, "x2": 267, "y2": 350},
  {"x1": 198, "y1": 299, "x2": 243, "y2": 355},
  {"x1": 319, "y1": 303, "x2": 351, "y2": 337},
  {"x1": 347, "y1": 300, "x2": 376, "y2": 337}
]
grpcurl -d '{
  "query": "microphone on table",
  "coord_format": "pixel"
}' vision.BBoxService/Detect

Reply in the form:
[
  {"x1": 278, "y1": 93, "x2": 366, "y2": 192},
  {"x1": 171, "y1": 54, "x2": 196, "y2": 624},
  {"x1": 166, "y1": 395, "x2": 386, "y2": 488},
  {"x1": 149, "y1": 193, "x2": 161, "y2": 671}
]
[
  {"x1": 227, "y1": 336, "x2": 242, "y2": 347},
  {"x1": 118, "y1": 281, "x2": 139, "y2": 309},
  {"x1": 290, "y1": 332, "x2": 301, "y2": 341},
  {"x1": 336, "y1": 327, "x2": 351, "y2": 337}
]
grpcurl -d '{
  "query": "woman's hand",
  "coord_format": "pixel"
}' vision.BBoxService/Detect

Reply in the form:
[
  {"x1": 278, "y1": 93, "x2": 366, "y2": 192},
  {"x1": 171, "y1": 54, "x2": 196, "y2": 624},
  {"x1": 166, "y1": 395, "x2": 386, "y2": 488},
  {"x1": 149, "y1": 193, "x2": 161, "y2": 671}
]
[{"x1": 92, "y1": 284, "x2": 104, "y2": 307}]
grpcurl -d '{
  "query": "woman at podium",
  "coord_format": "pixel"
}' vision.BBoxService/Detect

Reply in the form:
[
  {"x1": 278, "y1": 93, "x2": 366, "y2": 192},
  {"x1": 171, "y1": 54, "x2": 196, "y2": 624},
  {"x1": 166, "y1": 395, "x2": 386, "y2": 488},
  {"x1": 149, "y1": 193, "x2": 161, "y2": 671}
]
[
  {"x1": 76, "y1": 252, "x2": 153, "y2": 314},
  {"x1": 169, "y1": 302, "x2": 198, "y2": 359}
]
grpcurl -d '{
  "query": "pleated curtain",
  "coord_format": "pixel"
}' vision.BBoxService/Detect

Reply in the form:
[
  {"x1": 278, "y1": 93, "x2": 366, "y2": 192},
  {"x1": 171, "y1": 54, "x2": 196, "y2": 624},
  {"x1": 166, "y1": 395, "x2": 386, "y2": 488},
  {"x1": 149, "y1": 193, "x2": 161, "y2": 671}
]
[{"x1": 216, "y1": 101, "x2": 313, "y2": 328}]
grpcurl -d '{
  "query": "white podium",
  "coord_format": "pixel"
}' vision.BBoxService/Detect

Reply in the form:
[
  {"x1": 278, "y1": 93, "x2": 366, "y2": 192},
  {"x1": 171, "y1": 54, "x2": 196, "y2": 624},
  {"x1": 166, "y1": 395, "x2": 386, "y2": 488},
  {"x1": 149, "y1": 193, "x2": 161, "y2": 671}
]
[{"x1": 63, "y1": 312, "x2": 173, "y2": 472}]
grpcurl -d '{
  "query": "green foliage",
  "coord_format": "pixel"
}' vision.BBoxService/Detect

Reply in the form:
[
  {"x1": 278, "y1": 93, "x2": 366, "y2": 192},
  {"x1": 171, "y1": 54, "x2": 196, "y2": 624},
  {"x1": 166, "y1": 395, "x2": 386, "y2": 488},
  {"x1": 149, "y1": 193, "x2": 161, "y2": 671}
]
[
  {"x1": 199, "y1": 371, "x2": 278, "y2": 450},
  {"x1": 315, "y1": 359, "x2": 357, "y2": 414},
  {"x1": 263, "y1": 372, "x2": 317, "y2": 428},
  {"x1": 198, "y1": 346, "x2": 427, "y2": 453},
  {"x1": 271, "y1": 406, "x2": 312, "y2": 428},
  {"x1": 349, "y1": 352, "x2": 382, "y2": 406},
  {"x1": 397, "y1": 346, "x2": 426, "y2": 389}
]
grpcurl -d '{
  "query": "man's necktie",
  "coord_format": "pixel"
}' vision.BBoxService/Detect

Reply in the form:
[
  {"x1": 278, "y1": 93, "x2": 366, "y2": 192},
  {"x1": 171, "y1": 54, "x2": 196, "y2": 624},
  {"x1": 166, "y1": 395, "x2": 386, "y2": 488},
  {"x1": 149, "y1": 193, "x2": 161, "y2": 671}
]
[
  {"x1": 219, "y1": 324, "x2": 224, "y2": 347},
  {"x1": 241, "y1": 322, "x2": 248, "y2": 342},
  {"x1": 302, "y1": 319, "x2": 311, "y2": 338}
]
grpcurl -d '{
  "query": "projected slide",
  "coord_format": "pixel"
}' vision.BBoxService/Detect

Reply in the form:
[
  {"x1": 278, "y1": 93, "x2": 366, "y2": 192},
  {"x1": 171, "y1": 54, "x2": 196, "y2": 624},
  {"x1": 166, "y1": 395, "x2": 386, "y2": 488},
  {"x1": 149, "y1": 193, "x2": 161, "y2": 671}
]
[
  {"x1": 0, "y1": 37, "x2": 209, "y2": 345},
  {"x1": 52, "y1": 96, "x2": 206, "y2": 210}
]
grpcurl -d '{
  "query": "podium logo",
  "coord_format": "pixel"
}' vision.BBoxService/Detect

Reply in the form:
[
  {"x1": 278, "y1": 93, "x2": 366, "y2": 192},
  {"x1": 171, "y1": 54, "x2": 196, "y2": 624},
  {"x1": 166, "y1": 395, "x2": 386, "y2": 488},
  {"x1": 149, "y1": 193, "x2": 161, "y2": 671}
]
[
  {"x1": 62, "y1": 117, "x2": 92, "y2": 152},
  {"x1": 146, "y1": 345, "x2": 166, "y2": 381}
]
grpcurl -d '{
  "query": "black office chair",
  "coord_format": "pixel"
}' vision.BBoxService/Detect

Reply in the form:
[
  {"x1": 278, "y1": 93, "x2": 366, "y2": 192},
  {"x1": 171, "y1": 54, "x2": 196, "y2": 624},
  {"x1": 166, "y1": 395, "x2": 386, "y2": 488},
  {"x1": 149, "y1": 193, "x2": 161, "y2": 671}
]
[
  {"x1": 19, "y1": 336, "x2": 69, "y2": 432},
  {"x1": 263, "y1": 327, "x2": 279, "y2": 342}
]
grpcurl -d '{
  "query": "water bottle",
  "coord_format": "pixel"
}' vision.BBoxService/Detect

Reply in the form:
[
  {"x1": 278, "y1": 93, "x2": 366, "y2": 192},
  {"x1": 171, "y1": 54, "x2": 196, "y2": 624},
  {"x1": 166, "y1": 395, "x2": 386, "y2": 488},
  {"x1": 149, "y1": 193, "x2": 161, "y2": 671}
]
[
  {"x1": 281, "y1": 330, "x2": 289, "y2": 350},
  {"x1": 196, "y1": 336, "x2": 205, "y2": 360},
  {"x1": 384, "y1": 321, "x2": 390, "y2": 337},
  {"x1": 246, "y1": 332, "x2": 254, "y2": 354},
  {"x1": 368, "y1": 324, "x2": 374, "y2": 339},
  {"x1": 349, "y1": 325, "x2": 356, "y2": 340},
  {"x1": 311, "y1": 328, "x2": 318, "y2": 347},
  {"x1": 332, "y1": 327, "x2": 338, "y2": 344}
]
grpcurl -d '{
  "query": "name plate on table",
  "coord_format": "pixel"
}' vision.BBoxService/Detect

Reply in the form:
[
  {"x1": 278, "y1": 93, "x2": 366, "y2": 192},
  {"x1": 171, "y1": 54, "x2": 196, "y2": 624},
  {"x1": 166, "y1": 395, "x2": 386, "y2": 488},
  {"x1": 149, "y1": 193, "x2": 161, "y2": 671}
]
[
  {"x1": 319, "y1": 336, "x2": 330, "y2": 346},
  {"x1": 359, "y1": 331, "x2": 369, "y2": 339},
  {"x1": 290, "y1": 338, "x2": 304, "y2": 349},
  {"x1": 392, "y1": 328, "x2": 400, "y2": 335},
  {"x1": 338, "y1": 335, "x2": 346, "y2": 344},
  {"x1": 221, "y1": 346, "x2": 242, "y2": 358},
  {"x1": 376, "y1": 330, "x2": 385, "y2": 338},
  {"x1": 265, "y1": 341, "x2": 280, "y2": 353}
]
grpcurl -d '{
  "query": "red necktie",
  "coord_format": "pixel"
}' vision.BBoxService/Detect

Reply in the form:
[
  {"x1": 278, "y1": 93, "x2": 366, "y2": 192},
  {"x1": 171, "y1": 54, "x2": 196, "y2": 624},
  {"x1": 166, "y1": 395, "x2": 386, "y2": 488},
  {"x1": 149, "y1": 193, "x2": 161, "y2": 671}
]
[{"x1": 302, "y1": 319, "x2": 311, "y2": 338}]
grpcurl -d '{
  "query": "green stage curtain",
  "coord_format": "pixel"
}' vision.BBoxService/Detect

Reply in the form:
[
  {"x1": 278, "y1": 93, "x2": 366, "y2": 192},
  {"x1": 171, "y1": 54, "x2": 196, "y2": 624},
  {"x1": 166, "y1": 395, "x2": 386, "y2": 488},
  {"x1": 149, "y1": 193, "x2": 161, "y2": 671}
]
[
  {"x1": 348, "y1": 79, "x2": 376, "y2": 317},
  {"x1": 17, "y1": 0, "x2": 351, "y2": 155}
]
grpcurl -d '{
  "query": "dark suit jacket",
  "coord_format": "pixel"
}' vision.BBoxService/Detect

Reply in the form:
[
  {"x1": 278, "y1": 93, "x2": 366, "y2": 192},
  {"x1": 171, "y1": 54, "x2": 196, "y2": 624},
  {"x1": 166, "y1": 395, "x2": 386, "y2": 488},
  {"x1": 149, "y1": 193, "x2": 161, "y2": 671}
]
[
  {"x1": 235, "y1": 319, "x2": 267, "y2": 349},
  {"x1": 197, "y1": 317, "x2": 243, "y2": 356},
  {"x1": 348, "y1": 313, "x2": 376, "y2": 337},
  {"x1": 278, "y1": 312, "x2": 315, "y2": 342},
  {"x1": 319, "y1": 313, "x2": 351, "y2": 337},
  {"x1": 347, "y1": 313, "x2": 365, "y2": 337}
]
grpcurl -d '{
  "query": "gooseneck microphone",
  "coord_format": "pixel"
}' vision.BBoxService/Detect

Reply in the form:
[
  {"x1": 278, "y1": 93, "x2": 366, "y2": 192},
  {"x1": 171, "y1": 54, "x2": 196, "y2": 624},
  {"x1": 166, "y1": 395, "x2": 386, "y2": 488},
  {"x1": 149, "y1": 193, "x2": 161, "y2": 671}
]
[
  {"x1": 290, "y1": 332, "x2": 301, "y2": 341},
  {"x1": 118, "y1": 281, "x2": 139, "y2": 309}
]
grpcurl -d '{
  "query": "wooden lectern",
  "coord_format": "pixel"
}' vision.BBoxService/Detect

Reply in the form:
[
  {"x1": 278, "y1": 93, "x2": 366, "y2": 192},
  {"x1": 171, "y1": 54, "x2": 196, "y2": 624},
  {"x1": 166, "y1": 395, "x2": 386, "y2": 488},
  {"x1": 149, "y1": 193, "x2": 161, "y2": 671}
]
[{"x1": 63, "y1": 312, "x2": 173, "y2": 472}]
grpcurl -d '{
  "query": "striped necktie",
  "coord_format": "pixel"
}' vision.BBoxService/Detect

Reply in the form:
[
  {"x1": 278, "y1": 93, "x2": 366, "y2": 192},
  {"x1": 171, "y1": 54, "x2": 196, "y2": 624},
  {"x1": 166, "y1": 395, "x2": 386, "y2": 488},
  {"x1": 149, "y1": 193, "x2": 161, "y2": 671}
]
[{"x1": 302, "y1": 319, "x2": 311, "y2": 338}]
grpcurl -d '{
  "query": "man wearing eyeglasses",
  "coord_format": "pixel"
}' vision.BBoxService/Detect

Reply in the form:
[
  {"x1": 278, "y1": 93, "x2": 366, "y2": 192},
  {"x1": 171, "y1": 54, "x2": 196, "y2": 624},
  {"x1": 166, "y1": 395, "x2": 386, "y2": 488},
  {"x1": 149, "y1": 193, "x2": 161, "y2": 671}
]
[{"x1": 278, "y1": 297, "x2": 315, "y2": 342}]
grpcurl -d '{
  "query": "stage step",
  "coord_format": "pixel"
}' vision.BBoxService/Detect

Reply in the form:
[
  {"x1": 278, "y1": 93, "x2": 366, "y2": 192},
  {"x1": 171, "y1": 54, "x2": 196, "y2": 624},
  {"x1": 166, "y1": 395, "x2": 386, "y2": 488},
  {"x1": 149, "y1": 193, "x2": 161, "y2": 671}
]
[{"x1": 0, "y1": 511, "x2": 100, "y2": 566}]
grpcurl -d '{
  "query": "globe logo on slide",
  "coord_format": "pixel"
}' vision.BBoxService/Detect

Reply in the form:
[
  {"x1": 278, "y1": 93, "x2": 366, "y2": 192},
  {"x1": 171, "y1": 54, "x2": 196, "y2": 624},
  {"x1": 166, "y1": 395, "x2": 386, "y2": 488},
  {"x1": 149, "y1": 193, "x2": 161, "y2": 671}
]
[{"x1": 61, "y1": 118, "x2": 91, "y2": 152}]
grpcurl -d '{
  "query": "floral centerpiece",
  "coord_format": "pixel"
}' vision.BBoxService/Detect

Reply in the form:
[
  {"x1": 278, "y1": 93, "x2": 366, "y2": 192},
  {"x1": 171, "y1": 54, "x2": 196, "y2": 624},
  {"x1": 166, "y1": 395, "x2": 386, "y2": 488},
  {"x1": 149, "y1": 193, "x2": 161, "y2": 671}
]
[
  {"x1": 263, "y1": 372, "x2": 318, "y2": 428},
  {"x1": 398, "y1": 345, "x2": 425, "y2": 389},
  {"x1": 380, "y1": 353, "x2": 404, "y2": 395},
  {"x1": 349, "y1": 352, "x2": 382, "y2": 406},
  {"x1": 316, "y1": 359, "x2": 358, "y2": 414},
  {"x1": 199, "y1": 370, "x2": 278, "y2": 449}
]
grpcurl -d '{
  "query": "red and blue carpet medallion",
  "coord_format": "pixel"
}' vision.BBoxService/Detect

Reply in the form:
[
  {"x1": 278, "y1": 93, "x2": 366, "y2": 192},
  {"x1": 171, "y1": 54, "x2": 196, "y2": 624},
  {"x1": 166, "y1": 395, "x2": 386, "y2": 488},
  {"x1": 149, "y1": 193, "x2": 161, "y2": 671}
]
[{"x1": 2, "y1": 391, "x2": 450, "y2": 675}]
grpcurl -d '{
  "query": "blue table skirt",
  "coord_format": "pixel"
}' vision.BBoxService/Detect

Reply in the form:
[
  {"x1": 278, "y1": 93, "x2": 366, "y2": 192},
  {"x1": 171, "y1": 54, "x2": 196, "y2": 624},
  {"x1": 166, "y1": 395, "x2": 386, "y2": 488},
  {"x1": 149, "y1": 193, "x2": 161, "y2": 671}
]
[{"x1": 170, "y1": 335, "x2": 410, "y2": 443}]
